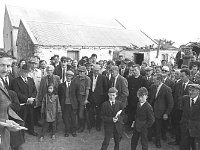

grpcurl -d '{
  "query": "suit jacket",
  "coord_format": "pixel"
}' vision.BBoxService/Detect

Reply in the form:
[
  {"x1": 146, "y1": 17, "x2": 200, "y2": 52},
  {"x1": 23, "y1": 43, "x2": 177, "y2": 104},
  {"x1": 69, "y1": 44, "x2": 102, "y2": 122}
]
[
  {"x1": 11, "y1": 77, "x2": 37, "y2": 104},
  {"x1": 58, "y1": 81, "x2": 78, "y2": 110},
  {"x1": 173, "y1": 80, "x2": 193, "y2": 110},
  {"x1": 53, "y1": 64, "x2": 71, "y2": 79},
  {"x1": 88, "y1": 74, "x2": 108, "y2": 105},
  {"x1": 135, "y1": 102, "x2": 155, "y2": 132},
  {"x1": 37, "y1": 75, "x2": 61, "y2": 104},
  {"x1": 2, "y1": 74, "x2": 14, "y2": 90},
  {"x1": 101, "y1": 100, "x2": 124, "y2": 136},
  {"x1": 181, "y1": 95, "x2": 200, "y2": 137},
  {"x1": 0, "y1": 83, "x2": 23, "y2": 150},
  {"x1": 149, "y1": 83, "x2": 174, "y2": 119},
  {"x1": 144, "y1": 75, "x2": 154, "y2": 90},
  {"x1": 109, "y1": 75, "x2": 129, "y2": 108},
  {"x1": 163, "y1": 77, "x2": 175, "y2": 93}
]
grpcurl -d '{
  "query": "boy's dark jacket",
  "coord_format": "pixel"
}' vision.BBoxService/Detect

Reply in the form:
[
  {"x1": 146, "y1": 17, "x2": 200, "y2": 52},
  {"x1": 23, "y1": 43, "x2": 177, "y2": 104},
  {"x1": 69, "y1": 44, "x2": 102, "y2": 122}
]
[
  {"x1": 101, "y1": 100, "x2": 124, "y2": 136},
  {"x1": 135, "y1": 101, "x2": 155, "y2": 132}
]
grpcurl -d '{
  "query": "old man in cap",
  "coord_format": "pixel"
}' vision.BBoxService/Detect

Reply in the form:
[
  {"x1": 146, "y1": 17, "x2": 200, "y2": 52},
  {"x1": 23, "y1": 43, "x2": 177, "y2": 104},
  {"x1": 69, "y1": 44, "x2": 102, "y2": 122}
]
[
  {"x1": 180, "y1": 84, "x2": 200, "y2": 150},
  {"x1": 71, "y1": 66, "x2": 91, "y2": 133},
  {"x1": 58, "y1": 70, "x2": 78, "y2": 137}
]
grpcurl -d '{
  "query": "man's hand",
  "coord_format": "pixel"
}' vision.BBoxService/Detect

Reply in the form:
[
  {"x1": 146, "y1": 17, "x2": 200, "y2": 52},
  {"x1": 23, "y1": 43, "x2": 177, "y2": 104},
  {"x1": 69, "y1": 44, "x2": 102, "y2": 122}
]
[
  {"x1": 5, "y1": 120, "x2": 20, "y2": 132},
  {"x1": 113, "y1": 117, "x2": 118, "y2": 123},
  {"x1": 84, "y1": 100, "x2": 89, "y2": 105},
  {"x1": 163, "y1": 114, "x2": 168, "y2": 120},
  {"x1": 27, "y1": 97, "x2": 35, "y2": 104},
  {"x1": 131, "y1": 121, "x2": 135, "y2": 128}
]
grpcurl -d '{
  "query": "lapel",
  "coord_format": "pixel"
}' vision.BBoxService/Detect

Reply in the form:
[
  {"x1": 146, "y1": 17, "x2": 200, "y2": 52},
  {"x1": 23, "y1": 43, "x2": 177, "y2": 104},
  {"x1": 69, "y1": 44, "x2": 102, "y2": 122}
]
[
  {"x1": 115, "y1": 75, "x2": 120, "y2": 88},
  {"x1": 191, "y1": 96, "x2": 200, "y2": 114},
  {"x1": 0, "y1": 83, "x2": 10, "y2": 99}
]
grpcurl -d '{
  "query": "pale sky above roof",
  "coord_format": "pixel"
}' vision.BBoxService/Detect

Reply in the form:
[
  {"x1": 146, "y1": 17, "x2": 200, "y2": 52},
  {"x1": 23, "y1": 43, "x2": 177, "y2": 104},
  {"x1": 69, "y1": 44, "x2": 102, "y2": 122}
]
[{"x1": 1, "y1": 0, "x2": 200, "y2": 48}]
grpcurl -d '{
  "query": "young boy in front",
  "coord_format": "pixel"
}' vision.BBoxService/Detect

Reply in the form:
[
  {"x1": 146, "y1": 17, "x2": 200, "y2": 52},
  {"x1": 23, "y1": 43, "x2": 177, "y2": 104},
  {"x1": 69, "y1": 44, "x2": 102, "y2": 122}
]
[
  {"x1": 131, "y1": 87, "x2": 155, "y2": 150},
  {"x1": 100, "y1": 87, "x2": 124, "y2": 150}
]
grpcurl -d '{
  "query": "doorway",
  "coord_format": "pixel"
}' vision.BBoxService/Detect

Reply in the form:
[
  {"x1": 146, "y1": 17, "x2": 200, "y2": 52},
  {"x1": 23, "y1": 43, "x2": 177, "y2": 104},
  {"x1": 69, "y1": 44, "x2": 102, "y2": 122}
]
[{"x1": 134, "y1": 53, "x2": 144, "y2": 65}]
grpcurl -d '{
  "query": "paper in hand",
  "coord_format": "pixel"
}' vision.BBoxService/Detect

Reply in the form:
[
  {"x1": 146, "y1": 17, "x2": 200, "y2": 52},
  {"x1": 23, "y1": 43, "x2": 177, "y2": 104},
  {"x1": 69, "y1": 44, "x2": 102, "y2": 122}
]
[{"x1": 115, "y1": 110, "x2": 122, "y2": 118}]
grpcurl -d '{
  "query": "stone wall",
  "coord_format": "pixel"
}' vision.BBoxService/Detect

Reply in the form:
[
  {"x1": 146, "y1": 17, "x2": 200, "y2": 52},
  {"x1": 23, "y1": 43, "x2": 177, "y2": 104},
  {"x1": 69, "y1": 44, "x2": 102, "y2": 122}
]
[{"x1": 17, "y1": 22, "x2": 35, "y2": 61}]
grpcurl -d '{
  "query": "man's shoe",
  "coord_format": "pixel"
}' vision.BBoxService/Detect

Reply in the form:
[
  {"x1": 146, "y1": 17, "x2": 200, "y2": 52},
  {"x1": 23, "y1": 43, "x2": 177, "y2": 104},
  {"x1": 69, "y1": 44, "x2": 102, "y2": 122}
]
[
  {"x1": 77, "y1": 127, "x2": 84, "y2": 133},
  {"x1": 65, "y1": 133, "x2": 69, "y2": 137},
  {"x1": 72, "y1": 132, "x2": 77, "y2": 137},
  {"x1": 28, "y1": 131, "x2": 38, "y2": 136},
  {"x1": 168, "y1": 141, "x2": 179, "y2": 145},
  {"x1": 156, "y1": 140, "x2": 161, "y2": 148}
]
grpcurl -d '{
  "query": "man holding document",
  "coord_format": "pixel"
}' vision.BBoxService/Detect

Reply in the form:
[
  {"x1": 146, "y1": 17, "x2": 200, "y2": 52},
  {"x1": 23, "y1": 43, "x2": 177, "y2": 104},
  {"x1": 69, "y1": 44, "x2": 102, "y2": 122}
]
[{"x1": 0, "y1": 52, "x2": 25, "y2": 150}]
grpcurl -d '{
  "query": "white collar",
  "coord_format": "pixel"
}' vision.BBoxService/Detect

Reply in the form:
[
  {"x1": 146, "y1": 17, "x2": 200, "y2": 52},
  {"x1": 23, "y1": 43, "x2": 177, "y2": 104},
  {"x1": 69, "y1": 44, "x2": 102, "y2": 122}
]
[
  {"x1": 191, "y1": 96, "x2": 198, "y2": 103},
  {"x1": 140, "y1": 101, "x2": 145, "y2": 106}
]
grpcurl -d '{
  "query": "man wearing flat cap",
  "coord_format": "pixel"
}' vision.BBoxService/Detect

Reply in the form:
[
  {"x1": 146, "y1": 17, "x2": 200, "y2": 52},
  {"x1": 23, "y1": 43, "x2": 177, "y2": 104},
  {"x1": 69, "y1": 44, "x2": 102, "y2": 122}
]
[
  {"x1": 58, "y1": 70, "x2": 78, "y2": 137},
  {"x1": 11, "y1": 64, "x2": 38, "y2": 136},
  {"x1": 53, "y1": 56, "x2": 72, "y2": 83},
  {"x1": 109, "y1": 65, "x2": 129, "y2": 108},
  {"x1": 144, "y1": 66, "x2": 154, "y2": 90},
  {"x1": 71, "y1": 66, "x2": 91, "y2": 133},
  {"x1": 180, "y1": 84, "x2": 200, "y2": 150},
  {"x1": 88, "y1": 64, "x2": 108, "y2": 131}
]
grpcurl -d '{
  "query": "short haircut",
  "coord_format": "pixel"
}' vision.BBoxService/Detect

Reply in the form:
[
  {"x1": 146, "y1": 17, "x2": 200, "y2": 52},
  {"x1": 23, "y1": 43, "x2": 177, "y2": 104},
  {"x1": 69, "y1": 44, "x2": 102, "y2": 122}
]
[
  {"x1": 46, "y1": 65, "x2": 55, "y2": 71},
  {"x1": 53, "y1": 55, "x2": 59, "y2": 58},
  {"x1": 91, "y1": 54, "x2": 97, "y2": 58},
  {"x1": 107, "y1": 60, "x2": 115, "y2": 65},
  {"x1": 108, "y1": 87, "x2": 118, "y2": 94},
  {"x1": 137, "y1": 87, "x2": 148, "y2": 97},
  {"x1": 39, "y1": 60, "x2": 46, "y2": 64},
  {"x1": 180, "y1": 68, "x2": 190, "y2": 76},
  {"x1": 127, "y1": 61, "x2": 135, "y2": 67}
]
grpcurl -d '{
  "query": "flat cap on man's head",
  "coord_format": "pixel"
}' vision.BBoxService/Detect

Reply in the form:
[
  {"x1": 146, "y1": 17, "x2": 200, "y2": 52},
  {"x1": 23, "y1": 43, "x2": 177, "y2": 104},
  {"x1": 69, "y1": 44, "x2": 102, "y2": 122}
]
[
  {"x1": 145, "y1": 66, "x2": 153, "y2": 71},
  {"x1": 28, "y1": 57, "x2": 39, "y2": 64},
  {"x1": 188, "y1": 84, "x2": 200, "y2": 91},
  {"x1": 78, "y1": 66, "x2": 87, "y2": 72},
  {"x1": 110, "y1": 66, "x2": 119, "y2": 71},
  {"x1": 61, "y1": 56, "x2": 71, "y2": 62},
  {"x1": 66, "y1": 70, "x2": 74, "y2": 76}
]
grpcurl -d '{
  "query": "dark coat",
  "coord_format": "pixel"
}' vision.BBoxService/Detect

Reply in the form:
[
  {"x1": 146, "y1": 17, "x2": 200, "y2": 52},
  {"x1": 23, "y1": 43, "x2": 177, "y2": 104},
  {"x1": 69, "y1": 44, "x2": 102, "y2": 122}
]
[
  {"x1": 58, "y1": 82, "x2": 78, "y2": 110},
  {"x1": 180, "y1": 95, "x2": 200, "y2": 137},
  {"x1": 149, "y1": 83, "x2": 174, "y2": 119},
  {"x1": 53, "y1": 64, "x2": 71, "y2": 79},
  {"x1": 163, "y1": 77, "x2": 175, "y2": 93},
  {"x1": 173, "y1": 80, "x2": 193, "y2": 110},
  {"x1": 135, "y1": 102, "x2": 155, "y2": 132},
  {"x1": 88, "y1": 74, "x2": 109, "y2": 105},
  {"x1": 11, "y1": 77, "x2": 37, "y2": 104},
  {"x1": 101, "y1": 100, "x2": 124, "y2": 136}
]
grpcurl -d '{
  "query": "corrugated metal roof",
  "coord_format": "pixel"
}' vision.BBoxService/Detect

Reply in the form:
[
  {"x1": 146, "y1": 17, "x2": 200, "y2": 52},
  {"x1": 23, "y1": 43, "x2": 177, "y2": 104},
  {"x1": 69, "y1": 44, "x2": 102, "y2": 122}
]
[
  {"x1": 24, "y1": 20, "x2": 155, "y2": 47},
  {"x1": 6, "y1": 5, "x2": 124, "y2": 29}
]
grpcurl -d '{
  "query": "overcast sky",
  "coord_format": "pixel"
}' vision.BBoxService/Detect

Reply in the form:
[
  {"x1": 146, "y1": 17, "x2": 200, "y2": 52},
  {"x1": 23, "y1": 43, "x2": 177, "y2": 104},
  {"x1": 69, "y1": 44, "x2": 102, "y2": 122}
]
[{"x1": 1, "y1": 0, "x2": 200, "y2": 48}]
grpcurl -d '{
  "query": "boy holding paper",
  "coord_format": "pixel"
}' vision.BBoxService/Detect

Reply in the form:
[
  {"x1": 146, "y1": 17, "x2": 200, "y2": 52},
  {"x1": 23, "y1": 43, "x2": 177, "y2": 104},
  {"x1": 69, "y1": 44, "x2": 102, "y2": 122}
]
[
  {"x1": 131, "y1": 87, "x2": 155, "y2": 150},
  {"x1": 100, "y1": 87, "x2": 124, "y2": 150}
]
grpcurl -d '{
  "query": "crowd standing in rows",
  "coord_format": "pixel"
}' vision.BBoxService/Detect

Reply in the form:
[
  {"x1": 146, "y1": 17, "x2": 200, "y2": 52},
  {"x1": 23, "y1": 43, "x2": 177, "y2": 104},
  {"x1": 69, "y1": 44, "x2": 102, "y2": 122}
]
[{"x1": 0, "y1": 52, "x2": 200, "y2": 150}]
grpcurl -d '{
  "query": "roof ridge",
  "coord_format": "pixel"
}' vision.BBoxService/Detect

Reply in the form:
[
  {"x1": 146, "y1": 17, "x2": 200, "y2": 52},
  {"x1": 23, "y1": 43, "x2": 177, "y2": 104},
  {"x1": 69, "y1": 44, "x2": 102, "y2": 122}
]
[{"x1": 27, "y1": 20, "x2": 128, "y2": 30}]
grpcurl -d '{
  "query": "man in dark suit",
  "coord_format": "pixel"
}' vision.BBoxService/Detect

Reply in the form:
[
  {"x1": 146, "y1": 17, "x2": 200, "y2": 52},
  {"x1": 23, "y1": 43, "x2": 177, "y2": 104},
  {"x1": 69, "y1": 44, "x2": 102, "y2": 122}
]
[
  {"x1": 58, "y1": 70, "x2": 78, "y2": 137},
  {"x1": 88, "y1": 65, "x2": 108, "y2": 131},
  {"x1": 53, "y1": 56, "x2": 72, "y2": 83},
  {"x1": 100, "y1": 87, "x2": 124, "y2": 150},
  {"x1": 148, "y1": 73, "x2": 174, "y2": 148},
  {"x1": 169, "y1": 68, "x2": 193, "y2": 145},
  {"x1": 11, "y1": 64, "x2": 38, "y2": 136},
  {"x1": 126, "y1": 64, "x2": 146, "y2": 128},
  {"x1": 180, "y1": 84, "x2": 200, "y2": 150},
  {"x1": 144, "y1": 66, "x2": 154, "y2": 91},
  {"x1": 109, "y1": 66, "x2": 129, "y2": 108}
]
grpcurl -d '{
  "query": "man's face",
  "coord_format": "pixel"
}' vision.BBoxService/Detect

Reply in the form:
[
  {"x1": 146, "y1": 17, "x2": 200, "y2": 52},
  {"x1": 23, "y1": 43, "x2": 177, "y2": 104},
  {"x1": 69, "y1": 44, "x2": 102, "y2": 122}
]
[
  {"x1": 108, "y1": 92, "x2": 117, "y2": 102},
  {"x1": 86, "y1": 65, "x2": 92, "y2": 71},
  {"x1": 192, "y1": 66, "x2": 198, "y2": 73},
  {"x1": 30, "y1": 62, "x2": 38, "y2": 69},
  {"x1": 0, "y1": 57, "x2": 12, "y2": 78},
  {"x1": 152, "y1": 75, "x2": 160, "y2": 85},
  {"x1": 66, "y1": 75, "x2": 73, "y2": 82},
  {"x1": 72, "y1": 60, "x2": 78, "y2": 67},
  {"x1": 93, "y1": 69, "x2": 99, "y2": 76},
  {"x1": 189, "y1": 87, "x2": 199, "y2": 98},
  {"x1": 99, "y1": 61, "x2": 104, "y2": 68},
  {"x1": 162, "y1": 70, "x2": 169, "y2": 78},
  {"x1": 146, "y1": 70, "x2": 152, "y2": 77},
  {"x1": 180, "y1": 72, "x2": 188, "y2": 82},
  {"x1": 156, "y1": 67, "x2": 161, "y2": 73},
  {"x1": 21, "y1": 71, "x2": 28, "y2": 78},
  {"x1": 54, "y1": 56, "x2": 59, "y2": 63},
  {"x1": 67, "y1": 60, "x2": 72, "y2": 65},
  {"x1": 46, "y1": 67, "x2": 54, "y2": 76},
  {"x1": 111, "y1": 70, "x2": 118, "y2": 78},
  {"x1": 61, "y1": 61, "x2": 67, "y2": 68},
  {"x1": 40, "y1": 61, "x2": 46, "y2": 69},
  {"x1": 91, "y1": 56, "x2": 97, "y2": 63},
  {"x1": 79, "y1": 71, "x2": 86, "y2": 77},
  {"x1": 175, "y1": 71, "x2": 180, "y2": 80},
  {"x1": 133, "y1": 67, "x2": 140, "y2": 77}
]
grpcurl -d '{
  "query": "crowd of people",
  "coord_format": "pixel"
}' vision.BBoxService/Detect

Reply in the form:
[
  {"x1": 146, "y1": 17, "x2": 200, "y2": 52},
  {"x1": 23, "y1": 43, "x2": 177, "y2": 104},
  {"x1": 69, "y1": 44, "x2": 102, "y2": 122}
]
[{"x1": 0, "y1": 51, "x2": 200, "y2": 150}]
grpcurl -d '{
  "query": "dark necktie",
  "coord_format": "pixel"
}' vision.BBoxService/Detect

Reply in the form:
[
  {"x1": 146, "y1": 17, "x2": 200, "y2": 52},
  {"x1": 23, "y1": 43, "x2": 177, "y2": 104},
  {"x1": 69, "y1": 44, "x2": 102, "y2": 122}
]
[
  {"x1": 62, "y1": 69, "x2": 66, "y2": 83},
  {"x1": 183, "y1": 83, "x2": 186, "y2": 90},
  {"x1": 2, "y1": 77, "x2": 8, "y2": 89},
  {"x1": 191, "y1": 99, "x2": 195, "y2": 109},
  {"x1": 112, "y1": 102, "x2": 115, "y2": 110}
]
